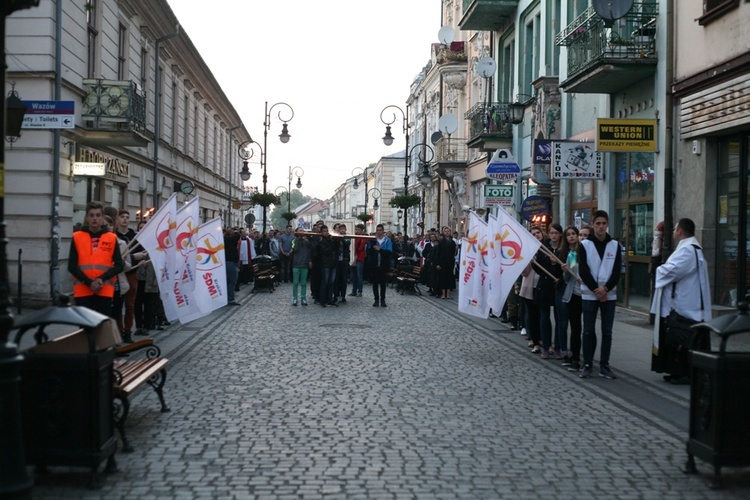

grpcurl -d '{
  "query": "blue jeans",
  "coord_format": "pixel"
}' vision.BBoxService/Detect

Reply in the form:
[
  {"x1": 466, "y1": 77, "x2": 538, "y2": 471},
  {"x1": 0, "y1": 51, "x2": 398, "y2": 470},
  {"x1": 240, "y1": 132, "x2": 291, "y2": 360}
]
[
  {"x1": 226, "y1": 261, "x2": 239, "y2": 302},
  {"x1": 539, "y1": 305, "x2": 552, "y2": 351},
  {"x1": 351, "y1": 261, "x2": 364, "y2": 294},
  {"x1": 554, "y1": 287, "x2": 569, "y2": 353},
  {"x1": 582, "y1": 299, "x2": 616, "y2": 368},
  {"x1": 320, "y1": 267, "x2": 337, "y2": 304}
]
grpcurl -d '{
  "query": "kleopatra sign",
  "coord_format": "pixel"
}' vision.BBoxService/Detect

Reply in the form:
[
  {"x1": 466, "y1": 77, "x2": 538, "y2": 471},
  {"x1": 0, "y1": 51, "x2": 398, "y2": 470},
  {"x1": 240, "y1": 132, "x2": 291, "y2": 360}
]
[
  {"x1": 483, "y1": 185, "x2": 514, "y2": 206},
  {"x1": 485, "y1": 149, "x2": 521, "y2": 181}
]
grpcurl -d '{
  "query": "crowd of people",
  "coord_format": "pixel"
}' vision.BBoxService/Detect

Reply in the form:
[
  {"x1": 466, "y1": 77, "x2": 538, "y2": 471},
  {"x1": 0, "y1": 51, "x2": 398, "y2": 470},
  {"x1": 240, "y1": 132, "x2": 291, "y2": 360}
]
[
  {"x1": 68, "y1": 201, "x2": 170, "y2": 345},
  {"x1": 71, "y1": 201, "x2": 710, "y2": 387}
]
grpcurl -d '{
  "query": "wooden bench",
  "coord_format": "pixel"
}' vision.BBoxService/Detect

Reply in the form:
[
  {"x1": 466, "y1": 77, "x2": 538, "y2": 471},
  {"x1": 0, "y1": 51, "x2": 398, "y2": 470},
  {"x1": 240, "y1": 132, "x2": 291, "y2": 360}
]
[
  {"x1": 113, "y1": 339, "x2": 170, "y2": 452},
  {"x1": 252, "y1": 262, "x2": 276, "y2": 293},
  {"x1": 396, "y1": 266, "x2": 422, "y2": 295}
]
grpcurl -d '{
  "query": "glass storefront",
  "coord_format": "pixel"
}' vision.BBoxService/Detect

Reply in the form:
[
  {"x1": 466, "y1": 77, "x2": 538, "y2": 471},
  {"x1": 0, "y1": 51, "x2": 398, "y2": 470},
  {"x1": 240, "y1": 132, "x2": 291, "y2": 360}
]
[
  {"x1": 614, "y1": 152, "x2": 655, "y2": 310},
  {"x1": 715, "y1": 135, "x2": 749, "y2": 307}
]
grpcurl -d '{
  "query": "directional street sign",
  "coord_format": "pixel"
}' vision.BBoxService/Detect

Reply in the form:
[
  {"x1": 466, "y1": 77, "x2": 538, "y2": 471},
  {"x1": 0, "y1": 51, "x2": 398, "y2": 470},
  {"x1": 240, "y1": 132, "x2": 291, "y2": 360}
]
[
  {"x1": 485, "y1": 148, "x2": 521, "y2": 181},
  {"x1": 21, "y1": 100, "x2": 75, "y2": 129},
  {"x1": 483, "y1": 184, "x2": 515, "y2": 206}
]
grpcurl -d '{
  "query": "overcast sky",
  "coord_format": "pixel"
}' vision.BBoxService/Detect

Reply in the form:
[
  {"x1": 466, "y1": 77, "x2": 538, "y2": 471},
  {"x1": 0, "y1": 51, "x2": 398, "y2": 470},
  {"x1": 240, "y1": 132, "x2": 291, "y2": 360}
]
[{"x1": 167, "y1": 0, "x2": 442, "y2": 200}]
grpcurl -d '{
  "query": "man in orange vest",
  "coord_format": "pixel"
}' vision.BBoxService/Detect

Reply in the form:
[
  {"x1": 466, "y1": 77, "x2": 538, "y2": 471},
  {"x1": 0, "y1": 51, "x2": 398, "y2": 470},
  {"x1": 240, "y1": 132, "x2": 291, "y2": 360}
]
[{"x1": 68, "y1": 200, "x2": 125, "y2": 316}]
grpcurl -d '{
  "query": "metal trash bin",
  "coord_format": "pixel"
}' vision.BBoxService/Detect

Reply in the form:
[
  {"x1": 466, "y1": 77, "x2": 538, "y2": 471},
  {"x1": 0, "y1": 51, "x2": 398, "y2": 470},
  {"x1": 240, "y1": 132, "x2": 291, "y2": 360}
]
[
  {"x1": 685, "y1": 302, "x2": 750, "y2": 490},
  {"x1": 13, "y1": 301, "x2": 121, "y2": 489}
]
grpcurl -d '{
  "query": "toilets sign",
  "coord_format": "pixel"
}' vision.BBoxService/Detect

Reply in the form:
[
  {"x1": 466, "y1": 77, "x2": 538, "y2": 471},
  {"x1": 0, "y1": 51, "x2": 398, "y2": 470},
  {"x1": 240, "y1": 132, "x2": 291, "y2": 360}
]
[{"x1": 21, "y1": 100, "x2": 75, "y2": 129}]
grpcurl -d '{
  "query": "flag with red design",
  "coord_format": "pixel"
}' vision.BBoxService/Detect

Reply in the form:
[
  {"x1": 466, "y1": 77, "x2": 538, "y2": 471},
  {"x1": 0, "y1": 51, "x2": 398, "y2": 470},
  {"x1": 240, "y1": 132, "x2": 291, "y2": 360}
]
[
  {"x1": 487, "y1": 208, "x2": 542, "y2": 314},
  {"x1": 173, "y1": 197, "x2": 200, "y2": 294},
  {"x1": 458, "y1": 211, "x2": 490, "y2": 319},
  {"x1": 135, "y1": 193, "x2": 178, "y2": 320},
  {"x1": 179, "y1": 217, "x2": 227, "y2": 323}
]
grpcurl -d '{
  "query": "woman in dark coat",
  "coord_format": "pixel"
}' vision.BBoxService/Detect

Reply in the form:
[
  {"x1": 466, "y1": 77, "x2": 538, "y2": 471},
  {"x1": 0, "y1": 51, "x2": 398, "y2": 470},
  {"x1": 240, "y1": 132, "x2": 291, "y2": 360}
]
[{"x1": 437, "y1": 227, "x2": 457, "y2": 299}]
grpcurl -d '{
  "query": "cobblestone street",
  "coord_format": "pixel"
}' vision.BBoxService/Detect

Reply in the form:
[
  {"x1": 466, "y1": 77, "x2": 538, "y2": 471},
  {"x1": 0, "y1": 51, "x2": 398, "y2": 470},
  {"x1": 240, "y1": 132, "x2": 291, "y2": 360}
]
[{"x1": 30, "y1": 285, "x2": 750, "y2": 498}]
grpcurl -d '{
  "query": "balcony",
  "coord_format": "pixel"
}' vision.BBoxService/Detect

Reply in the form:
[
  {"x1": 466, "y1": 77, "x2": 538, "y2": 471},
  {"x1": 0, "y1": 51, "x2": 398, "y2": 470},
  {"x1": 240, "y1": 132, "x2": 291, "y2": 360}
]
[
  {"x1": 436, "y1": 42, "x2": 467, "y2": 65},
  {"x1": 80, "y1": 79, "x2": 149, "y2": 147},
  {"x1": 433, "y1": 137, "x2": 468, "y2": 178},
  {"x1": 556, "y1": 2, "x2": 658, "y2": 94},
  {"x1": 465, "y1": 102, "x2": 513, "y2": 152},
  {"x1": 459, "y1": 0, "x2": 519, "y2": 31}
]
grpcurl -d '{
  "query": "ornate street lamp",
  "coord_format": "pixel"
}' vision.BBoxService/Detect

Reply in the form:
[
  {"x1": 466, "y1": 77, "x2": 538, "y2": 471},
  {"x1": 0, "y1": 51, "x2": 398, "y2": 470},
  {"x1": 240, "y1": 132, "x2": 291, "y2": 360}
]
[
  {"x1": 238, "y1": 101, "x2": 294, "y2": 236},
  {"x1": 288, "y1": 166, "x2": 304, "y2": 213},
  {"x1": 380, "y1": 104, "x2": 410, "y2": 234},
  {"x1": 367, "y1": 188, "x2": 381, "y2": 212}
]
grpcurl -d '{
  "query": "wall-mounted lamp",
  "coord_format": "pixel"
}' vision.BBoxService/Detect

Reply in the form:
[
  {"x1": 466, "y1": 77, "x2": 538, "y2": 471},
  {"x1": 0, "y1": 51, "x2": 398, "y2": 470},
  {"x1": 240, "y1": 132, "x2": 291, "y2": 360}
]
[
  {"x1": 5, "y1": 82, "x2": 27, "y2": 143},
  {"x1": 508, "y1": 94, "x2": 536, "y2": 125}
]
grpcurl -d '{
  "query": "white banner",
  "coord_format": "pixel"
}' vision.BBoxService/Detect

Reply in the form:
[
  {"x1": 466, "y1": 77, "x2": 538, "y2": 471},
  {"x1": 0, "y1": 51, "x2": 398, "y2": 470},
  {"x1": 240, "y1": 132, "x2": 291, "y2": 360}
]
[
  {"x1": 174, "y1": 197, "x2": 200, "y2": 294},
  {"x1": 487, "y1": 208, "x2": 542, "y2": 314},
  {"x1": 458, "y1": 212, "x2": 490, "y2": 319},
  {"x1": 178, "y1": 217, "x2": 228, "y2": 324}
]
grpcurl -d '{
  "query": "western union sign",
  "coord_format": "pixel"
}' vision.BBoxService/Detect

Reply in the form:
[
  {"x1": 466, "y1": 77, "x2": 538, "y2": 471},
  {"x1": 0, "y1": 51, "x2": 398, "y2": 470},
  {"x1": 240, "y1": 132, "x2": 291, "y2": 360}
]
[{"x1": 596, "y1": 118, "x2": 657, "y2": 152}]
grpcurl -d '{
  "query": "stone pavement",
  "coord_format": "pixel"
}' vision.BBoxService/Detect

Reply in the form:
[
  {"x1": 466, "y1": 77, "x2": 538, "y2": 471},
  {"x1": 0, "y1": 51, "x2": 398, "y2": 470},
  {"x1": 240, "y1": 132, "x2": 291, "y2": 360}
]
[{"x1": 21, "y1": 282, "x2": 750, "y2": 498}]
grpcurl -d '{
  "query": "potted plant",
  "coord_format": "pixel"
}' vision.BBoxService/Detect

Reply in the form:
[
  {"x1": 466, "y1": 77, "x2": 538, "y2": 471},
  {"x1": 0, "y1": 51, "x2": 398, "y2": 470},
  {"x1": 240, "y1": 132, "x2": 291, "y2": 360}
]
[
  {"x1": 281, "y1": 211, "x2": 297, "y2": 222},
  {"x1": 250, "y1": 192, "x2": 280, "y2": 207},
  {"x1": 608, "y1": 35, "x2": 635, "y2": 56},
  {"x1": 356, "y1": 213, "x2": 373, "y2": 223},
  {"x1": 389, "y1": 194, "x2": 421, "y2": 210}
]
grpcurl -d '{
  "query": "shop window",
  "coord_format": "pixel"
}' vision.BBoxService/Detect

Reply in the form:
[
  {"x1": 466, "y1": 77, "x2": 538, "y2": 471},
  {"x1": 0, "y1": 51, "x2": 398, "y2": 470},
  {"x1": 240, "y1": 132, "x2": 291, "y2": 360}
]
[
  {"x1": 715, "y1": 136, "x2": 748, "y2": 307},
  {"x1": 73, "y1": 177, "x2": 102, "y2": 228},
  {"x1": 570, "y1": 180, "x2": 597, "y2": 228}
]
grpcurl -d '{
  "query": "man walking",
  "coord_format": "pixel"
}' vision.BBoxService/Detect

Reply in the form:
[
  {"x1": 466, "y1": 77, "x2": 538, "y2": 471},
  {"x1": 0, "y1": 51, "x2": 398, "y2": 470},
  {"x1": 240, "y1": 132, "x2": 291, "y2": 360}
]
[
  {"x1": 578, "y1": 210, "x2": 622, "y2": 379},
  {"x1": 650, "y1": 218, "x2": 712, "y2": 384},
  {"x1": 315, "y1": 225, "x2": 339, "y2": 307},
  {"x1": 349, "y1": 224, "x2": 366, "y2": 297},
  {"x1": 366, "y1": 224, "x2": 393, "y2": 307},
  {"x1": 278, "y1": 225, "x2": 295, "y2": 283},
  {"x1": 224, "y1": 227, "x2": 241, "y2": 306},
  {"x1": 290, "y1": 230, "x2": 313, "y2": 306},
  {"x1": 68, "y1": 201, "x2": 124, "y2": 316},
  {"x1": 334, "y1": 224, "x2": 351, "y2": 303}
]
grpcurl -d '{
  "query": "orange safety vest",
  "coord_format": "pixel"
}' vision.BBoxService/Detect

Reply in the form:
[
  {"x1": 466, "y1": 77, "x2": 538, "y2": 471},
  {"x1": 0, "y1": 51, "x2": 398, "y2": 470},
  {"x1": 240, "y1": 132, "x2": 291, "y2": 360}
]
[{"x1": 72, "y1": 231, "x2": 118, "y2": 298}]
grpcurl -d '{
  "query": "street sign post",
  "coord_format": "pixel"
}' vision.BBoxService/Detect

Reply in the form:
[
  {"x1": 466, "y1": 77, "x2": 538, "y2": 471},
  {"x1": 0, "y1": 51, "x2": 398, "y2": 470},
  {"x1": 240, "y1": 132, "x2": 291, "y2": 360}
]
[
  {"x1": 21, "y1": 100, "x2": 75, "y2": 129},
  {"x1": 485, "y1": 149, "x2": 520, "y2": 181},
  {"x1": 483, "y1": 184, "x2": 515, "y2": 206}
]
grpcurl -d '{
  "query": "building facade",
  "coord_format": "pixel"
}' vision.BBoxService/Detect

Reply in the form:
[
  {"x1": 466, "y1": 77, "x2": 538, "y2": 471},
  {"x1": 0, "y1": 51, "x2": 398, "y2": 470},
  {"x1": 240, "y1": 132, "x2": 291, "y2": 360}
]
[{"x1": 6, "y1": 0, "x2": 250, "y2": 306}]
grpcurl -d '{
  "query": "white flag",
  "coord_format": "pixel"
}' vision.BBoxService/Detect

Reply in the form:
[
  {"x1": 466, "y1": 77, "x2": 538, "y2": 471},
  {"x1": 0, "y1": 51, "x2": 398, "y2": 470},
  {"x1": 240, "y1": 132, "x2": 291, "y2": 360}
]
[
  {"x1": 487, "y1": 208, "x2": 542, "y2": 314},
  {"x1": 179, "y1": 217, "x2": 228, "y2": 324},
  {"x1": 458, "y1": 212, "x2": 491, "y2": 319},
  {"x1": 174, "y1": 197, "x2": 200, "y2": 294},
  {"x1": 135, "y1": 194, "x2": 176, "y2": 299}
]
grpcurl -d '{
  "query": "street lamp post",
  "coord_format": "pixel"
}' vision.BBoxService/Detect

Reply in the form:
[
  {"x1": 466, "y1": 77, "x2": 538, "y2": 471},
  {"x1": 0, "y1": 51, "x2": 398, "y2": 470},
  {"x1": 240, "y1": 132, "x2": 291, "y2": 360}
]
[
  {"x1": 380, "y1": 104, "x2": 410, "y2": 234},
  {"x1": 238, "y1": 101, "x2": 294, "y2": 236},
  {"x1": 287, "y1": 166, "x2": 304, "y2": 213}
]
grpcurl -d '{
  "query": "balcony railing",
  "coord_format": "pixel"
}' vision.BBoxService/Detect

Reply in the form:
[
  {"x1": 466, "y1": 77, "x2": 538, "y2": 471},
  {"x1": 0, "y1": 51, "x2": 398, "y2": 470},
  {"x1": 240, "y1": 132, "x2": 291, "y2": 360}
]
[
  {"x1": 465, "y1": 102, "x2": 514, "y2": 142},
  {"x1": 556, "y1": 2, "x2": 658, "y2": 79},
  {"x1": 81, "y1": 79, "x2": 146, "y2": 134},
  {"x1": 434, "y1": 137, "x2": 468, "y2": 163}
]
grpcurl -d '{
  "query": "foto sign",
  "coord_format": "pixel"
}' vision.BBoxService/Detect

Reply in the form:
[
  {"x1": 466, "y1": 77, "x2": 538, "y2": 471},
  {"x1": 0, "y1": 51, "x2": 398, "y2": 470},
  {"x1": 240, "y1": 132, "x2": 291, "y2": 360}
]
[
  {"x1": 485, "y1": 149, "x2": 520, "y2": 181},
  {"x1": 21, "y1": 100, "x2": 75, "y2": 129},
  {"x1": 484, "y1": 185, "x2": 514, "y2": 206}
]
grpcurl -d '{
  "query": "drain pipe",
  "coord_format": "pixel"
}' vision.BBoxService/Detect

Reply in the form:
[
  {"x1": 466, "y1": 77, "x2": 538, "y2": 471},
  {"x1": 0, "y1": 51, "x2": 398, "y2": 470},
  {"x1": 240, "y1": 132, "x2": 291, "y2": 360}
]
[
  {"x1": 152, "y1": 25, "x2": 180, "y2": 209},
  {"x1": 663, "y1": 0, "x2": 674, "y2": 253},
  {"x1": 50, "y1": 0, "x2": 62, "y2": 303}
]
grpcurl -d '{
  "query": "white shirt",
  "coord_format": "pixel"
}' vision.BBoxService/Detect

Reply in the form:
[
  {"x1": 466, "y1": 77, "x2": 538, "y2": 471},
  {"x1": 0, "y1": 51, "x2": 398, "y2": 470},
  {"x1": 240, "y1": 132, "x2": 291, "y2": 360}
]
[{"x1": 650, "y1": 236, "x2": 712, "y2": 322}]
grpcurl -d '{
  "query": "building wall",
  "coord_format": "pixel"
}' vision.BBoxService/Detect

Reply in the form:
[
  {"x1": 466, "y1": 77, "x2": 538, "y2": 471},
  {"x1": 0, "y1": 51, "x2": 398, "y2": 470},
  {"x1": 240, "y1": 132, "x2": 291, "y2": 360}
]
[{"x1": 5, "y1": 0, "x2": 250, "y2": 307}]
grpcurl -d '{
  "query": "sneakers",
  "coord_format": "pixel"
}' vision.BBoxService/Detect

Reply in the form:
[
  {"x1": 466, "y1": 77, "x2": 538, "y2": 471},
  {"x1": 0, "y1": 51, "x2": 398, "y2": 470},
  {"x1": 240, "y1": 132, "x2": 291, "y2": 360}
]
[
  {"x1": 599, "y1": 365, "x2": 617, "y2": 379},
  {"x1": 373, "y1": 300, "x2": 380, "y2": 307},
  {"x1": 348, "y1": 293, "x2": 357, "y2": 297},
  {"x1": 292, "y1": 299, "x2": 298, "y2": 306},
  {"x1": 561, "y1": 355, "x2": 572, "y2": 366},
  {"x1": 520, "y1": 327, "x2": 527, "y2": 337},
  {"x1": 579, "y1": 365, "x2": 592, "y2": 379},
  {"x1": 357, "y1": 292, "x2": 362, "y2": 297},
  {"x1": 540, "y1": 350, "x2": 549, "y2": 360},
  {"x1": 567, "y1": 361, "x2": 581, "y2": 372},
  {"x1": 301, "y1": 300, "x2": 308, "y2": 306},
  {"x1": 380, "y1": 301, "x2": 387, "y2": 307}
]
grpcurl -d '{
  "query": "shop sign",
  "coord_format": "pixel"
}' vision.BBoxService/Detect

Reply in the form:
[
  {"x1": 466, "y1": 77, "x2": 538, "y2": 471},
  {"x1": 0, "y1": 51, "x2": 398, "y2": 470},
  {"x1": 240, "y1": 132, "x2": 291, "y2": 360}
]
[
  {"x1": 486, "y1": 149, "x2": 520, "y2": 181},
  {"x1": 520, "y1": 196, "x2": 548, "y2": 222},
  {"x1": 552, "y1": 141, "x2": 603, "y2": 179},
  {"x1": 596, "y1": 118, "x2": 657, "y2": 152},
  {"x1": 483, "y1": 185, "x2": 514, "y2": 206},
  {"x1": 533, "y1": 139, "x2": 552, "y2": 163},
  {"x1": 76, "y1": 147, "x2": 130, "y2": 178},
  {"x1": 73, "y1": 162, "x2": 106, "y2": 176}
]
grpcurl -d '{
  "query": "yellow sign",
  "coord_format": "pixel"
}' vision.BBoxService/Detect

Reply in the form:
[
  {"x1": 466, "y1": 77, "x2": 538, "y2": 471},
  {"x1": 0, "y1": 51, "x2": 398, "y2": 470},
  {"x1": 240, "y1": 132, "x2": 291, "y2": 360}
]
[{"x1": 596, "y1": 118, "x2": 656, "y2": 152}]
